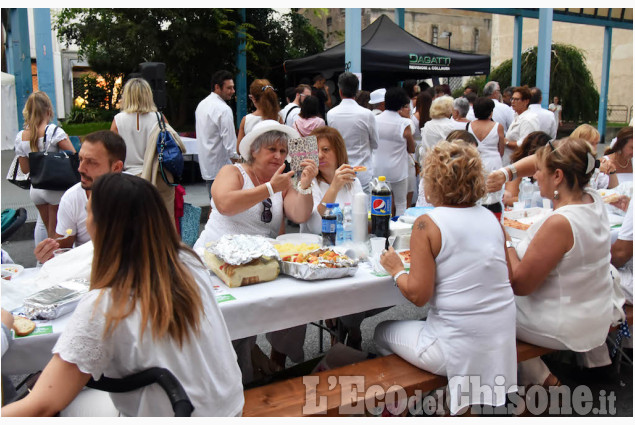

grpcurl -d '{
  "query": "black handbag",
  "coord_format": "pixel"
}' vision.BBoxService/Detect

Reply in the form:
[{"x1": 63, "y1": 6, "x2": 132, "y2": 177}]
[
  {"x1": 28, "y1": 126, "x2": 81, "y2": 191},
  {"x1": 155, "y1": 112, "x2": 184, "y2": 186},
  {"x1": 6, "y1": 155, "x2": 31, "y2": 190}
]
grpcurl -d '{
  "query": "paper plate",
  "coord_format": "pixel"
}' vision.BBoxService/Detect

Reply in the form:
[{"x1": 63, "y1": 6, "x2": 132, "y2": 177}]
[
  {"x1": 1, "y1": 264, "x2": 24, "y2": 281},
  {"x1": 275, "y1": 233, "x2": 323, "y2": 246}
]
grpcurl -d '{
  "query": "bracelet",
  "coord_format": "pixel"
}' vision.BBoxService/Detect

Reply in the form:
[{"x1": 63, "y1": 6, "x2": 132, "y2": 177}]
[
  {"x1": 265, "y1": 182, "x2": 275, "y2": 197},
  {"x1": 393, "y1": 270, "x2": 408, "y2": 286},
  {"x1": 295, "y1": 182, "x2": 312, "y2": 195},
  {"x1": 508, "y1": 164, "x2": 518, "y2": 181},
  {"x1": 498, "y1": 167, "x2": 510, "y2": 183}
]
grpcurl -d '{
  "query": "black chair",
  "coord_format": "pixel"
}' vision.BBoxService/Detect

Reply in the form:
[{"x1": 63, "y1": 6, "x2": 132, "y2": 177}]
[
  {"x1": 1, "y1": 208, "x2": 27, "y2": 241},
  {"x1": 86, "y1": 367, "x2": 194, "y2": 417}
]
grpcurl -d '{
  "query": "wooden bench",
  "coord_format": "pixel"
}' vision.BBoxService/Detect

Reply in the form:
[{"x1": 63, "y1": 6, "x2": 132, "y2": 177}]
[{"x1": 243, "y1": 340, "x2": 554, "y2": 417}]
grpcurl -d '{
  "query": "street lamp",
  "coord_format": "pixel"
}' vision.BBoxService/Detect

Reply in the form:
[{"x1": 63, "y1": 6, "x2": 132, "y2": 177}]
[{"x1": 440, "y1": 31, "x2": 452, "y2": 50}]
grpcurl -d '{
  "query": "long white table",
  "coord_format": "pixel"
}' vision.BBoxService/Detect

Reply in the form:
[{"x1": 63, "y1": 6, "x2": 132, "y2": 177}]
[{"x1": 2, "y1": 264, "x2": 407, "y2": 375}]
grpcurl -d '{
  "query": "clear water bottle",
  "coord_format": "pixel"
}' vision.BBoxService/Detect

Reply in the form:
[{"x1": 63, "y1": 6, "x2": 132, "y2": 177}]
[
  {"x1": 530, "y1": 181, "x2": 543, "y2": 208},
  {"x1": 333, "y1": 204, "x2": 344, "y2": 246},
  {"x1": 518, "y1": 177, "x2": 534, "y2": 209},
  {"x1": 338, "y1": 203, "x2": 353, "y2": 245}
]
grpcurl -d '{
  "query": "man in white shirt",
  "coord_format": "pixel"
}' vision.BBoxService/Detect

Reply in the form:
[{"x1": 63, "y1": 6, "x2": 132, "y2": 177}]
[
  {"x1": 327, "y1": 72, "x2": 379, "y2": 193},
  {"x1": 529, "y1": 87, "x2": 558, "y2": 139},
  {"x1": 195, "y1": 70, "x2": 237, "y2": 198},
  {"x1": 33, "y1": 130, "x2": 126, "y2": 263},
  {"x1": 482, "y1": 81, "x2": 515, "y2": 133},
  {"x1": 279, "y1": 84, "x2": 311, "y2": 127}
]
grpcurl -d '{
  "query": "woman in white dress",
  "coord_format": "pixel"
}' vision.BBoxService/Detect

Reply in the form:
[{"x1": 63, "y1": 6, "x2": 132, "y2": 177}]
[
  {"x1": 504, "y1": 137, "x2": 613, "y2": 387},
  {"x1": 2, "y1": 173, "x2": 244, "y2": 417},
  {"x1": 236, "y1": 79, "x2": 281, "y2": 151},
  {"x1": 374, "y1": 87, "x2": 416, "y2": 216},
  {"x1": 420, "y1": 95, "x2": 455, "y2": 158},
  {"x1": 377, "y1": 141, "x2": 517, "y2": 416},
  {"x1": 15, "y1": 91, "x2": 76, "y2": 238}
]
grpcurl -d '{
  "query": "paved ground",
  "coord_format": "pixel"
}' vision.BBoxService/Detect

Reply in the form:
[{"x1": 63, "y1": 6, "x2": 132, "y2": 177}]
[{"x1": 2, "y1": 147, "x2": 631, "y2": 416}]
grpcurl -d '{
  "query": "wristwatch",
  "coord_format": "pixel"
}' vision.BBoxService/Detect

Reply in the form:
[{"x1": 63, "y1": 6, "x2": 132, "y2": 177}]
[{"x1": 393, "y1": 270, "x2": 408, "y2": 286}]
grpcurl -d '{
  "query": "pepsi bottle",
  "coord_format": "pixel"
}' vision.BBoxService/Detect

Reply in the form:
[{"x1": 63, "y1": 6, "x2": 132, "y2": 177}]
[
  {"x1": 371, "y1": 176, "x2": 392, "y2": 239},
  {"x1": 321, "y1": 203, "x2": 338, "y2": 246}
]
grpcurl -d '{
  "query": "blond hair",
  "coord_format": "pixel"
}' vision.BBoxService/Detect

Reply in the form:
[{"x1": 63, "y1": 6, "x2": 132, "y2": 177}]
[
  {"x1": 429, "y1": 95, "x2": 454, "y2": 119},
  {"x1": 120, "y1": 78, "x2": 157, "y2": 113},
  {"x1": 423, "y1": 141, "x2": 486, "y2": 206},
  {"x1": 570, "y1": 124, "x2": 600, "y2": 145},
  {"x1": 23, "y1": 91, "x2": 53, "y2": 152}
]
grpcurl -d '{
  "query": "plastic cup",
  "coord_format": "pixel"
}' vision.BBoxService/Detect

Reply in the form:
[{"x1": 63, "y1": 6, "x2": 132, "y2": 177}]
[
  {"x1": 53, "y1": 248, "x2": 72, "y2": 257},
  {"x1": 370, "y1": 237, "x2": 386, "y2": 258}
]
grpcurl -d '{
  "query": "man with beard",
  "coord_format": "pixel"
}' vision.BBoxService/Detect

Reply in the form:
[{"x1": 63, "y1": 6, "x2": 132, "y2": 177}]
[{"x1": 33, "y1": 130, "x2": 126, "y2": 263}]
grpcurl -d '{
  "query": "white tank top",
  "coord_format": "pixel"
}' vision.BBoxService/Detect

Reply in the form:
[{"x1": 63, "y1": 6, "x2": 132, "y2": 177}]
[
  {"x1": 515, "y1": 188, "x2": 613, "y2": 351},
  {"x1": 244, "y1": 114, "x2": 262, "y2": 135},
  {"x1": 193, "y1": 164, "x2": 283, "y2": 249},
  {"x1": 468, "y1": 121, "x2": 502, "y2": 172},
  {"x1": 422, "y1": 206, "x2": 517, "y2": 414}
]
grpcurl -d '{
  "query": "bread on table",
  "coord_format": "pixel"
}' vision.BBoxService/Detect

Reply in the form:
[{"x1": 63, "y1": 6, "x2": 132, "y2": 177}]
[
  {"x1": 204, "y1": 251, "x2": 279, "y2": 288},
  {"x1": 12, "y1": 315, "x2": 36, "y2": 336}
]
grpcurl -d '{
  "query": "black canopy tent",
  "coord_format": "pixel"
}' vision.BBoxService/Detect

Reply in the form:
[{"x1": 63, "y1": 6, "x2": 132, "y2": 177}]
[{"x1": 284, "y1": 14, "x2": 490, "y2": 90}]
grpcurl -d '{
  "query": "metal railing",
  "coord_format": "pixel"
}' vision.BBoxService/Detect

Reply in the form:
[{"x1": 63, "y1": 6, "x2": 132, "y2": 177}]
[{"x1": 607, "y1": 104, "x2": 632, "y2": 124}]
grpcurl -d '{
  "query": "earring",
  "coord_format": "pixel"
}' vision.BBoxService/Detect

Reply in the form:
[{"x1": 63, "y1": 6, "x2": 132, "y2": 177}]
[{"x1": 553, "y1": 190, "x2": 560, "y2": 200}]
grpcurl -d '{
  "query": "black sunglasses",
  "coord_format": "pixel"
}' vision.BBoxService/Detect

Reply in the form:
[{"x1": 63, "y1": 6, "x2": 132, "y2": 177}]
[{"x1": 261, "y1": 198, "x2": 272, "y2": 223}]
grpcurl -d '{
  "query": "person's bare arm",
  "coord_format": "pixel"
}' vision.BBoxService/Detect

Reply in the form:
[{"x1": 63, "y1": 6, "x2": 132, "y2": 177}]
[
  {"x1": 236, "y1": 116, "x2": 247, "y2": 153},
  {"x1": 505, "y1": 214, "x2": 572, "y2": 296},
  {"x1": 487, "y1": 154, "x2": 538, "y2": 192},
  {"x1": 497, "y1": 124, "x2": 505, "y2": 156},
  {"x1": 57, "y1": 138, "x2": 76, "y2": 153},
  {"x1": 611, "y1": 239, "x2": 633, "y2": 268},
  {"x1": 1, "y1": 354, "x2": 90, "y2": 416},
  {"x1": 403, "y1": 126, "x2": 415, "y2": 154},
  {"x1": 381, "y1": 215, "x2": 438, "y2": 307},
  {"x1": 110, "y1": 119, "x2": 118, "y2": 134}
]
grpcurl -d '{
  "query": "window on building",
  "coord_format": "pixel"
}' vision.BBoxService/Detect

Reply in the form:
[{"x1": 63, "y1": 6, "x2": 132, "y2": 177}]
[
  {"x1": 327, "y1": 16, "x2": 332, "y2": 28},
  {"x1": 473, "y1": 28, "x2": 480, "y2": 52},
  {"x1": 431, "y1": 25, "x2": 438, "y2": 46}
]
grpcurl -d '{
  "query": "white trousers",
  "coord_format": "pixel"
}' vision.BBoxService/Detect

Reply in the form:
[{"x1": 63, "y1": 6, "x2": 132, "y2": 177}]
[
  {"x1": 386, "y1": 178, "x2": 409, "y2": 217},
  {"x1": 374, "y1": 320, "x2": 447, "y2": 375}
]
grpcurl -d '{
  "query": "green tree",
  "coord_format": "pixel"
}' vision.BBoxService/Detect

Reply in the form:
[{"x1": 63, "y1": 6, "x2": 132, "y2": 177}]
[
  {"x1": 489, "y1": 43, "x2": 599, "y2": 123},
  {"x1": 54, "y1": 9, "x2": 324, "y2": 127}
]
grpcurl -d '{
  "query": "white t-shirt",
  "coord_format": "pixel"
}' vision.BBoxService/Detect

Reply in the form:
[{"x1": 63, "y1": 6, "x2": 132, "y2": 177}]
[
  {"x1": 279, "y1": 103, "x2": 301, "y2": 127},
  {"x1": 374, "y1": 110, "x2": 412, "y2": 182},
  {"x1": 617, "y1": 201, "x2": 633, "y2": 303},
  {"x1": 55, "y1": 182, "x2": 90, "y2": 246},
  {"x1": 53, "y1": 252, "x2": 244, "y2": 417},
  {"x1": 299, "y1": 177, "x2": 364, "y2": 235},
  {"x1": 14, "y1": 125, "x2": 68, "y2": 157},
  {"x1": 113, "y1": 112, "x2": 159, "y2": 176},
  {"x1": 528, "y1": 104, "x2": 557, "y2": 139}
]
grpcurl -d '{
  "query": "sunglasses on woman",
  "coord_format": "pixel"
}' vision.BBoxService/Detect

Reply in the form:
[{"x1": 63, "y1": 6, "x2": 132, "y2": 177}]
[{"x1": 261, "y1": 198, "x2": 272, "y2": 223}]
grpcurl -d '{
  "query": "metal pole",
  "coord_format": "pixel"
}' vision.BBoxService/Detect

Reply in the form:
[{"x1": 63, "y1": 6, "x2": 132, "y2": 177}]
[
  {"x1": 235, "y1": 8, "x2": 247, "y2": 129},
  {"x1": 7, "y1": 8, "x2": 33, "y2": 129},
  {"x1": 33, "y1": 8, "x2": 58, "y2": 124},
  {"x1": 512, "y1": 15, "x2": 523, "y2": 87},
  {"x1": 598, "y1": 26, "x2": 612, "y2": 143},
  {"x1": 345, "y1": 8, "x2": 362, "y2": 74},
  {"x1": 395, "y1": 8, "x2": 405, "y2": 28},
  {"x1": 536, "y1": 8, "x2": 553, "y2": 109}
]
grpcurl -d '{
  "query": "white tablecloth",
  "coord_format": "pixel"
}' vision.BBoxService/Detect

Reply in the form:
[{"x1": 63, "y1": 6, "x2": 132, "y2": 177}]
[
  {"x1": 2, "y1": 264, "x2": 406, "y2": 375},
  {"x1": 181, "y1": 136, "x2": 198, "y2": 158}
]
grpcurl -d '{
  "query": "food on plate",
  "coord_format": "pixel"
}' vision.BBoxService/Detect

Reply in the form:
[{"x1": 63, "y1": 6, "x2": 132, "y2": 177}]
[
  {"x1": 12, "y1": 315, "x2": 36, "y2": 336},
  {"x1": 274, "y1": 243, "x2": 321, "y2": 257},
  {"x1": 282, "y1": 249, "x2": 354, "y2": 268},
  {"x1": 353, "y1": 166, "x2": 367, "y2": 173},
  {"x1": 602, "y1": 193, "x2": 621, "y2": 204},
  {"x1": 503, "y1": 217, "x2": 531, "y2": 231},
  {"x1": 1, "y1": 265, "x2": 22, "y2": 281},
  {"x1": 398, "y1": 250, "x2": 411, "y2": 264},
  {"x1": 204, "y1": 251, "x2": 279, "y2": 288}
]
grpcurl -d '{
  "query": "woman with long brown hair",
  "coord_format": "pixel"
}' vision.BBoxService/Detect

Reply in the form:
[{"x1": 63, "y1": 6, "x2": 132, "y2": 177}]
[
  {"x1": 14, "y1": 91, "x2": 76, "y2": 239},
  {"x1": 236, "y1": 79, "x2": 281, "y2": 151},
  {"x1": 2, "y1": 173, "x2": 243, "y2": 417}
]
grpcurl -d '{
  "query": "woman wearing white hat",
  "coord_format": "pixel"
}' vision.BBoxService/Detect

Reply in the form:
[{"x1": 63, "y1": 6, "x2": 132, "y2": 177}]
[{"x1": 193, "y1": 120, "x2": 318, "y2": 379}]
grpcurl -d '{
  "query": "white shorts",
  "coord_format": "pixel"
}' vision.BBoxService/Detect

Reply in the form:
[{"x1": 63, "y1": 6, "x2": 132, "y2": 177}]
[{"x1": 29, "y1": 187, "x2": 64, "y2": 205}]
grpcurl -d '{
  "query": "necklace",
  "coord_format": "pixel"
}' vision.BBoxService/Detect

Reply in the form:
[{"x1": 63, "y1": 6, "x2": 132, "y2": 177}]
[
  {"x1": 615, "y1": 154, "x2": 631, "y2": 169},
  {"x1": 251, "y1": 168, "x2": 262, "y2": 186}
]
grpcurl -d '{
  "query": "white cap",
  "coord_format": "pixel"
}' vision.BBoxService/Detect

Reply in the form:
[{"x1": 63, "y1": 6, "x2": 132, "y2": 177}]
[{"x1": 368, "y1": 88, "x2": 386, "y2": 105}]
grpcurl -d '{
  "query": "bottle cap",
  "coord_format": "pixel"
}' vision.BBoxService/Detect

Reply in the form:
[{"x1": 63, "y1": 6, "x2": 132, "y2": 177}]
[
  {"x1": 378, "y1": 176, "x2": 386, "y2": 181},
  {"x1": 325, "y1": 203, "x2": 336, "y2": 208}
]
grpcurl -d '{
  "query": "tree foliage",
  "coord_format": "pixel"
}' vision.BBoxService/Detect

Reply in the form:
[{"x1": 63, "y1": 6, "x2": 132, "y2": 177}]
[
  {"x1": 54, "y1": 9, "x2": 324, "y2": 127},
  {"x1": 489, "y1": 43, "x2": 599, "y2": 123}
]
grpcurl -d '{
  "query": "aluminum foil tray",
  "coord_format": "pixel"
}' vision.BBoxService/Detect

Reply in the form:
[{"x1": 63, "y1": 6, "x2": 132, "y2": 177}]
[
  {"x1": 280, "y1": 261, "x2": 358, "y2": 280},
  {"x1": 23, "y1": 279, "x2": 89, "y2": 320}
]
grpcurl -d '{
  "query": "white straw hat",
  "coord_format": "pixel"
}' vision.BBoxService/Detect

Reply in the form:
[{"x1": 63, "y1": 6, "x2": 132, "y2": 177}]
[
  {"x1": 368, "y1": 88, "x2": 386, "y2": 105},
  {"x1": 239, "y1": 120, "x2": 300, "y2": 161}
]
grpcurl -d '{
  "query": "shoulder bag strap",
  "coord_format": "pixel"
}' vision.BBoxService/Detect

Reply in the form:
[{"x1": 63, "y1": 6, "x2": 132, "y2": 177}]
[
  {"x1": 465, "y1": 121, "x2": 470, "y2": 131},
  {"x1": 285, "y1": 105, "x2": 299, "y2": 124}
]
